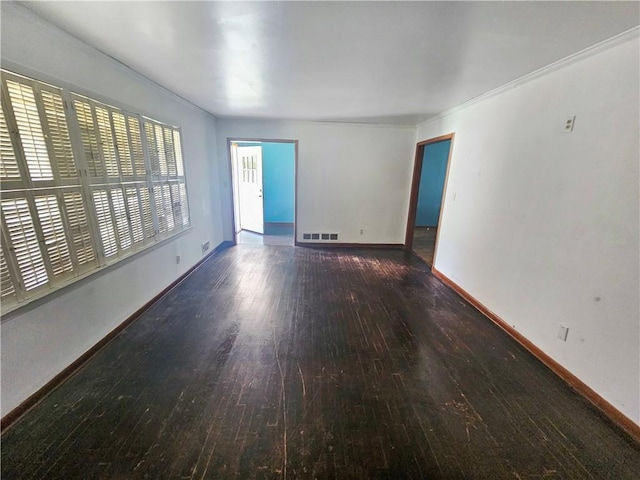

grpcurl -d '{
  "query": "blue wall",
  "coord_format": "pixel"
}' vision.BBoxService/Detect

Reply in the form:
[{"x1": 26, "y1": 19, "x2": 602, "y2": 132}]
[
  {"x1": 260, "y1": 142, "x2": 295, "y2": 223},
  {"x1": 415, "y1": 139, "x2": 451, "y2": 227}
]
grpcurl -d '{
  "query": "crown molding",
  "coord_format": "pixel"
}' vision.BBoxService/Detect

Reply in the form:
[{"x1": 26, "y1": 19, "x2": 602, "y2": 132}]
[{"x1": 416, "y1": 26, "x2": 640, "y2": 130}]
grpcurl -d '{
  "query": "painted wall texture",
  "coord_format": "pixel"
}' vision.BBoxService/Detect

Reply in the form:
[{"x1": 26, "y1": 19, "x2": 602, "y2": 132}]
[
  {"x1": 216, "y1": 120, "x2": 415, "y2": 244},
  {"x1": 416, "y1": 35, "x2": 639, "y2": 424},
  {"x1": 262, "y1": 142, "x2": 295, "y2": 223},
  {"x1": 415, "y1": 139, "x2": 450, "y2": 226},
  {"x1": 0, "y1": 3, "x2": 224, "y2": 417}
]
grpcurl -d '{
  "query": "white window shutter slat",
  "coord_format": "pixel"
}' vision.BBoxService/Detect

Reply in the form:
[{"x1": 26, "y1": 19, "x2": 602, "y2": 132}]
[
  {"x1": 125, "y1": 187, "x2": 144, "y2": 244},
  {"x1": 170, "y1": 183, "x2": 182, "y2": 229},
  {"x1": 95, "y1": 106, "x2": 119, "y2": 177},
  {"x1": 110, "y1": 188, "x2": 132, "y2": 250},
  {"x1": 1, "y1": 198, "x2": 49, "y2": 291},
  {"x1": 163, "y1": 127, "x2": 177, "y2": 177},
  {"x1": 162, "y1": 184, "x2": 174, "y2": 232},
  {"x1": 0, "y1": 243, "x2": 16, "y2": 300},
  {"x1": 6, "y1": 80, "x2": 53, "y2": 181},
  {"x1": 144, "y1": 122, "x2": 160, "y2": 176},
  {"x1": 128, "y1": 116, "x2": 145, "y2": 178},
  {"x1": 92, "y1": 190, "x2": 117, "y2": 257},
  {"x1": 75, "y1": 100, "x2": 104, "y2": 177},
  {"x1": 153, "y1": 186, "x2": 167, "y2": 233},
  {"x1": 34, "y1": 195, "x2": 73, "y2": 277},
  {"x1": 155, "y1": 124, "x2": 168, "y2": 177},
  {"x1": 112, "y1": 111, "x2": 133, "y2": 177},
  {"x1": 40, "y1": 90, "x2": 77, "y2": 179},
  {"x1": 179, "y1": 182, "x2": 189, "y2": 226},
  {"x1": 139, "y1": 186, "x2": 155, "y2": 239},
  {"x1": 0, "y1": 105, "x2": 21, "y2": 180},
  {"x1": 62, "y1": 191, "x2": 96, "y2": 266},
  {"x1": 173, "y1": 130, "x2": 184, "y2": 177}
]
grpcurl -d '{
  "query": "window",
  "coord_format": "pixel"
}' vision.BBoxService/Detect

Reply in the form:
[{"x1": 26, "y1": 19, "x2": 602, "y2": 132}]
[{"x1": 0, "y1": 70, "x2": 190, "y2": 313}]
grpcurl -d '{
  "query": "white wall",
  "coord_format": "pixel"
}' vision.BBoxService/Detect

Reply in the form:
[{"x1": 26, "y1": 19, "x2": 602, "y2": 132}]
[
  {"x1": 1, "y1": 4, "x2": 225, "y2": 416},
  {"x1": 216, "y1": 119, "x2": 415, "y2": 244},
  {"x1": 417, "y1": 35, "x2": 640, "y2": 423}
]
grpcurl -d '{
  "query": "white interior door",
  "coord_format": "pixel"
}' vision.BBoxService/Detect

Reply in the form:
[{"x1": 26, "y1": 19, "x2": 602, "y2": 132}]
[{"x1": 237, "y1": 146, "x2": 264, "y2": 234}]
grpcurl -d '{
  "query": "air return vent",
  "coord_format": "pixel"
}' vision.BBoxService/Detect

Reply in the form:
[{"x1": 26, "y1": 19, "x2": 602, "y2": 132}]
[{"x1": 302, "y1": 233, "x2": 339, "y2": 241}]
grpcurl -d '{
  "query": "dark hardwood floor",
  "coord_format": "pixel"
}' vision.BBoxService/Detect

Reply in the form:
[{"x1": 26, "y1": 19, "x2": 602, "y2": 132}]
[
  {"x1": 412, "y1": 226, "x2": 437, "y2": 265},
  {"x1": 2, "y1": 245, "x2": 639, "y2": 479}
]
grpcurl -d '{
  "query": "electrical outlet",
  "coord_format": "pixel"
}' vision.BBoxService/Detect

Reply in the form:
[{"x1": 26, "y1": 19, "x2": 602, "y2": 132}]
[
  {"x1": 563, "y1": 116, "x2": 576, "y2": 133},
  {"x1": 176, "y1": 255, "x2": 181, "y2": 264},
  {"x1": 360, "y1": 229, "x2": 364, "y2": 235},
  {"x1": 201, "y1": 241, "x2": 210, "y2": 255},
  {"x1": 557, "y1": 324, "x2": 569, "y2": 341}
]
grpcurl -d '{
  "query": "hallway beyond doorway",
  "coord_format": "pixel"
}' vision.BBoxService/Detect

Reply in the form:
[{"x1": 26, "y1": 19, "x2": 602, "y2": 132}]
[
  {"x1": 230, "y1": 139, "x2": 297, "y2": 244},
  {"x1": 412, "y1": 226, "x2": 437, "y2": 265}
]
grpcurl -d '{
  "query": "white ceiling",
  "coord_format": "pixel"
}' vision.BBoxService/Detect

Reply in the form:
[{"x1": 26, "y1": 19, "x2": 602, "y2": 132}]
[{"x1": 21, "y1": 1, "x2": 640, "y2": 125}]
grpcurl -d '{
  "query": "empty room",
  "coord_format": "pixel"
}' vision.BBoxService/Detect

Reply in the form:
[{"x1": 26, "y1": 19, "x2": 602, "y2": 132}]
[{"x1": 1, "y1": 1, "x2": 639, "y2": 478}]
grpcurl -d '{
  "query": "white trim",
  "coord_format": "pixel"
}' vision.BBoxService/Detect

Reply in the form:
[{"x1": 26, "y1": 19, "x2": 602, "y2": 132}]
[
  {"x1": 416, "y1": 27, "x2": 640, "y2": 130},
  {"x1": 215, "y1": 115, "x2": 417, "y2": 130}
]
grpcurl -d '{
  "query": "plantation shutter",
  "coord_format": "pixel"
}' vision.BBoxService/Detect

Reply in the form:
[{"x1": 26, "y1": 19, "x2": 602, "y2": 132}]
[
  {"x1": 92, "y1": 190, "x2": 117, "y2": 257},
  {"x1": 5, "y1": 80, "x2": 53, "y2": 181},
  {"x1": 128, "y1": 116, "x2": 145, "y2": 178},
  {"x1": 1, "y1": 198, "x2": 48, "y2": 291},
  {"x1": 125, "y1": 187, "x2": 144, "y2": 244},
  {"x1": 139, "y1": 186, "x2": 155, "y2": 239},
  {"x1": 95, "y1": 106, "x2": 119, "y2": 178},
  {"x1": 74, "y1": 99, "x2": 103, "y2": 178},
  {"x1": 40, "y1": 89, "x2": 77, "y2": 180},
  {"x1": 112, "y1": 111, "x2": 133, "y2": 177},
  {"x1": 0, "y1": 106, "x2": 21, "y2": 181},
  {"x1": 62, "y1": 190, "x2": 96, "y2": 268},
  {"x1": 0, "y1": 243, "x2": 16, "y2": 302},
  {"x1": 34, "y1": 195, "x2": 73, "y2": 277},
  {"x1": 1, "y1": 69, "x2": 191, "y2": 313},
  {"x1": 110, "y1": 188, "x2": 132, "y2": 251}
]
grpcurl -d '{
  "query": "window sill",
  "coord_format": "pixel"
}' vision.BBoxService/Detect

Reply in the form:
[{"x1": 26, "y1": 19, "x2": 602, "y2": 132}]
[{"x1": 1, "y1": 225, "x2": 193, "y2": 321}]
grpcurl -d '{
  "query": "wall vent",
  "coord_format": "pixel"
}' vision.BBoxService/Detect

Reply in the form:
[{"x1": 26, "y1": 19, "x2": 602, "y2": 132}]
[{"x1": 302, "y1": 233, "x2": 338, "y2": 241}]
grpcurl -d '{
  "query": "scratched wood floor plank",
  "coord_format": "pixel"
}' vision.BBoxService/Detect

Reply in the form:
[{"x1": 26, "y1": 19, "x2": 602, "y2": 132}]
[{"x1": 2, "y1": 245, "x2": 640, "y2": 479}]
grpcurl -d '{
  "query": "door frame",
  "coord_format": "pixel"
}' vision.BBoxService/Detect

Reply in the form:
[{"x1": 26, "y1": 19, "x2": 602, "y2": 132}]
[
  {"x1": 405, "y1": 133, "x2": 455, "y2": 267},
  {"x1": 227, "y1": 138, "x2": 299, "y2": 245},
  {"x1": 235, "y1": 145, "x2": 265, "y2": 234}
]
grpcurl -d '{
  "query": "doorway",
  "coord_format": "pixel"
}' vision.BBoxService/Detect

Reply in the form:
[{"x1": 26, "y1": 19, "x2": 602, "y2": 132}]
[
  {"x1": 229, "y1": 139, "x2": 297, "y2": 246},
  {"x1": 405, "y1": 134, "x2": 454, "y2": 266}
]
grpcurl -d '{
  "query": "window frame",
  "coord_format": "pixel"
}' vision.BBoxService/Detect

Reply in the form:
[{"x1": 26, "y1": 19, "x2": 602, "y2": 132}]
[{"x1": 0, "y1": 69, "x2": 192, "y2": 317}]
